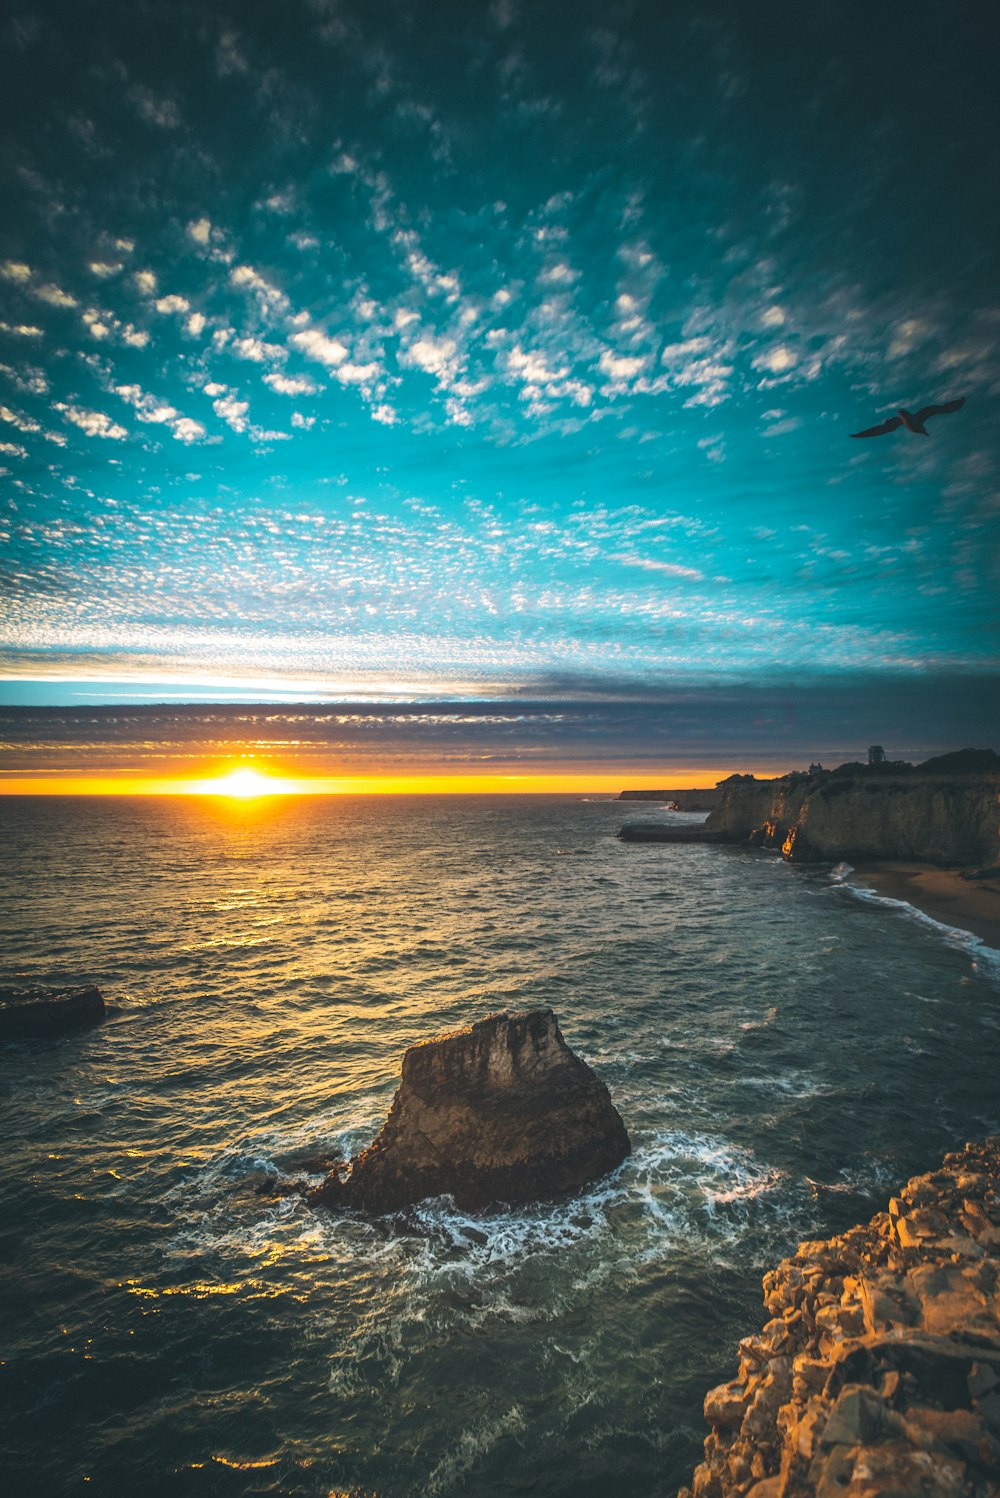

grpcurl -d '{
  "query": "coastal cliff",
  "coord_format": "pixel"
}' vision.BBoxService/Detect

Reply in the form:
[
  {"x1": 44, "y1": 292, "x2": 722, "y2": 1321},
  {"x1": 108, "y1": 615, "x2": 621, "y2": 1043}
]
[
  {"x1": 680, "y1": 1139, "x2": 1000, "y2": 1498},
  {"x1": 703, "y1": 756, "x2": 1000, "y2": 867}
]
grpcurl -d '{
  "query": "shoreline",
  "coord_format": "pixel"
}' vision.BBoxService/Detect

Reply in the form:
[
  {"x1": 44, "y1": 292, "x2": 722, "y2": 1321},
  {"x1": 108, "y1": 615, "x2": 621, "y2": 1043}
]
[{"x1": 847, "y1": 859, "x2": 1000, "y2": 951}]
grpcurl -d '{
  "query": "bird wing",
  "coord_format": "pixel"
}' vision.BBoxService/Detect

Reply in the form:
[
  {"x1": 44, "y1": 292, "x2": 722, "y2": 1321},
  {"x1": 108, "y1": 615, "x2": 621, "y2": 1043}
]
[
  {"x1": 914, "y1": 396, "x2": 966, "y2": 423},
  {"x1": 850, "y1": 416, "x2": 903, "y2": 438}
]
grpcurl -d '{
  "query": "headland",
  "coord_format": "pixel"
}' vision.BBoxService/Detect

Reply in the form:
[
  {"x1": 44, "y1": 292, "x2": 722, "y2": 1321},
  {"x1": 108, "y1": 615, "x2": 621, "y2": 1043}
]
[{"x1": 618, "y1": 749, "x2": 1000, "y2": 949}]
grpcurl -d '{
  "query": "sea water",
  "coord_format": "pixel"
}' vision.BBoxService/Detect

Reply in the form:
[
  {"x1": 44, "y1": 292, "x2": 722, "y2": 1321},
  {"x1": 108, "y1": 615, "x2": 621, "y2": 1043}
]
[{"x1": 2, "y1": 794, "x2": 998, "y2": 1497}]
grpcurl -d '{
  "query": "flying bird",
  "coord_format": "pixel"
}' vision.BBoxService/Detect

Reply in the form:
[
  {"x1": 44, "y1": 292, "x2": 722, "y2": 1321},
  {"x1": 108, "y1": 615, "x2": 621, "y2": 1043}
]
[{"x1": 850, "y1": 396, "x2": 965, "y2": 439}]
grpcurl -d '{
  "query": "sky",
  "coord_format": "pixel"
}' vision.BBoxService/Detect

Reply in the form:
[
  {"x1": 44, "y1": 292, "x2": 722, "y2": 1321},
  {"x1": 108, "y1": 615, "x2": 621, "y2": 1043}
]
[{"x1": 1, "y1": 1, "x2": 999, "y2": 787}]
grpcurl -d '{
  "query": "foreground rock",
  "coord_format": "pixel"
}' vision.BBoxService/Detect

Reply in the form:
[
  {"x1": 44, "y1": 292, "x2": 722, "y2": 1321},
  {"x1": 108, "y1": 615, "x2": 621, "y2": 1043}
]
[
  {"x1": 311, "y1": 1008, "x2": 631, "y2": 1214},
  {"x1": 680, "y1": 1138, "x2": 1000, "y2": 1498},
  {"x1": 0, "y1": 985, "x2": 106, "y2": 1039}
]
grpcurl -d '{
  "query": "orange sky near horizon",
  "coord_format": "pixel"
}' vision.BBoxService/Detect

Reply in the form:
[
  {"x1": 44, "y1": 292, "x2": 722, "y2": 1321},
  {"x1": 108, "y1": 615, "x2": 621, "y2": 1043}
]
[{"x1": 0, "y1": 763, "x2": 754, "y2": 797}]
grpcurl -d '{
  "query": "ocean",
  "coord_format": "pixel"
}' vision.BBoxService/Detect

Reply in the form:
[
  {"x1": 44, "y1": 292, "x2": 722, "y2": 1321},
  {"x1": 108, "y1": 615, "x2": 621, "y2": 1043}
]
[{"x1": 2, "y1": 794, "x2": 998, "y2": 1497}]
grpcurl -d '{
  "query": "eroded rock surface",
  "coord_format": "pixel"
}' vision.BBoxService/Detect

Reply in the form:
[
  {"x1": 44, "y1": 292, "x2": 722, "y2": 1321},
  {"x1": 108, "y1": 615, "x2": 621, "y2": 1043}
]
[
  {"x1": 0, "y1": 984, "x2": 106, "y2": 1039},
  {"x1": 703, "y1": 759, "x2": 1000, "y2": 866},
  {"x1": 680, "y1": 1139, "x2": 1000, "y2": 1498},
  {"x1": 311, "y1": 1007, "x2": 630, "y2": 1214}
]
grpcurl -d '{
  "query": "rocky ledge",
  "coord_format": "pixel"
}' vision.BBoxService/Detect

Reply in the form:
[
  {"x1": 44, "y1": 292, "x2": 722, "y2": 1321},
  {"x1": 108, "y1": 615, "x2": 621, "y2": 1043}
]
[
  {"x1": 0, "y1": 984, "x2": 106, "y2": 1040},
  {"x1": 681, "y1": 1139, "x2": 1000, "y2": 1498},
  {"x1": 311, "y1": 1007, "x2": 631, "y2": 1214}
]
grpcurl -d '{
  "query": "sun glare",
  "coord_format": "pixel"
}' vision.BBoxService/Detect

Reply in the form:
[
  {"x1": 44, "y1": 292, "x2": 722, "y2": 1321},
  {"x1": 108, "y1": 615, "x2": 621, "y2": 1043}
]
[{"x1": 210, "y1": 768, "x2": 275, "y2": 798}]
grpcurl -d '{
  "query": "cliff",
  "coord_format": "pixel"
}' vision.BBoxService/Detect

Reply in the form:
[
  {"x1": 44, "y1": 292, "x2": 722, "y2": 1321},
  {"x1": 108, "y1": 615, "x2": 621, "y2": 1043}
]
[
  {"x1": 680, "y1": 1138, "x2": 1000, "y2": 1498},
  {"x1": 311, "y1": 1008, "x2": 630, "y2": 1214},
  {"x1": 704, "y1": 766, "x2": 1000, "y2": 867}
]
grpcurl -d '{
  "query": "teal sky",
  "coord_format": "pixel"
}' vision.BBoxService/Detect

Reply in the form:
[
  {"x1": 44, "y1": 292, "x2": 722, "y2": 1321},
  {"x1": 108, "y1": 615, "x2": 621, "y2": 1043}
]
[{"x1": 1, "y1": 2, "x2": 998, "y2": 766}]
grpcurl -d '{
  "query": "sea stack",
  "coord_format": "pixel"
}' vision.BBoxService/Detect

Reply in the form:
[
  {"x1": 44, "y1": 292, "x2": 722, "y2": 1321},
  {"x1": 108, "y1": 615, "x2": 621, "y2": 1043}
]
[{"x1": 312, "y1": 1007, "x2": 631, "y2": 1214}]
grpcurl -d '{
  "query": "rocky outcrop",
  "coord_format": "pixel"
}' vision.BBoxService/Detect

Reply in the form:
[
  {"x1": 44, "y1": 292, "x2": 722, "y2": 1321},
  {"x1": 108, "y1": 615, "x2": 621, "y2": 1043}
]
[
  {"x1": 0, "y1": 985, "x2": 106, "y2": 1039},
  {"x1": 311, "y1": 1008, "x2": 630, "y2": 1214},
  {"x1": 680, "y1": 1139, "x2": 1000, "y2": 1498},
  {"x1": 703, "y1": 759, "x2": 1000, "y2": 867},
  {"x1": 619, "y1": 788, "x2": 721, "y2": 811}
]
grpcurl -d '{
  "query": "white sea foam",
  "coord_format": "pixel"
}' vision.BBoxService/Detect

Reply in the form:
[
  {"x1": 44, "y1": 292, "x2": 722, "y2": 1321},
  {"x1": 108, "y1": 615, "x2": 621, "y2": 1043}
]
[{"x1": 837, "y1": 878, "x2": 1000, "y2": 979}]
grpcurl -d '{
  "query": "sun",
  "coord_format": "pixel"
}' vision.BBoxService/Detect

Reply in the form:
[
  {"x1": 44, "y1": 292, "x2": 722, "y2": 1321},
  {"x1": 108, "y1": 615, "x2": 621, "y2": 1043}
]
[{"x1": 212, "y1": 768, "x2": 275, "y2": 798}]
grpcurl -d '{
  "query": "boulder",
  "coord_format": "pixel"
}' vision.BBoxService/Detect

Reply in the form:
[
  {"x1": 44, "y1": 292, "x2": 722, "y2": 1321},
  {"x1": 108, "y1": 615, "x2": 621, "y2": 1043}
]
[
  {"x1": 0, "y1": 985, "x2": 106, "y2": 1040},
  {"x1": 311, "y1": 1007, "x2": 630, "y2": 1214}
]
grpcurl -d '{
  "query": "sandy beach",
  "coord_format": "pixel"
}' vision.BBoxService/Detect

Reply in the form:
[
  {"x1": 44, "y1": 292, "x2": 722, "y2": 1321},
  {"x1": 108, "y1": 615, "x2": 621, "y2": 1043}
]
[{"x1": 848, "y1": 861, "x2": 1000, "y2": 950}]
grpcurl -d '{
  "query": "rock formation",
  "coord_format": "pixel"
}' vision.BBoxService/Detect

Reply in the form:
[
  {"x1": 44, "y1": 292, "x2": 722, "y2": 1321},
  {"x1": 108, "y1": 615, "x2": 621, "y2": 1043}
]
[
  {"x1": 619, "y1": 788, "x2": 721, "y2": 811},
  {"x1": 704, "y1": 763, "x2": 1000, "y2": 866},
  {"x1": 311, "y1": 1008, "x2": 631, "y2": 1214},
  {"x1": 680, "y1": 1139, "x2": 1000, "y2": 1498},
  {"x1": 0, "y1": 984, "x2": 106, "y2": 1040}
]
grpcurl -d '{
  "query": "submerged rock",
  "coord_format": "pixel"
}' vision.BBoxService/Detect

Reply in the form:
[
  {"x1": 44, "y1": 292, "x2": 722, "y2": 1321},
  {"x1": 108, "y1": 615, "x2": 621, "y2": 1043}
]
[
  {"x1": 0, "y1": 984, "x2": 106, "y2": 1040},
  {"x1": 311, "y1": 1007, "x2": 630, "y2": 1214}
]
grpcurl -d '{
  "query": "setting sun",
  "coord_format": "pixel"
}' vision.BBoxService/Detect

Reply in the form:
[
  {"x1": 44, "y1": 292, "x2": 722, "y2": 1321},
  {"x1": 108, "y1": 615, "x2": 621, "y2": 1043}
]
[{"x1": 201, "y1": 768, "x2": 279, "y2": 798}]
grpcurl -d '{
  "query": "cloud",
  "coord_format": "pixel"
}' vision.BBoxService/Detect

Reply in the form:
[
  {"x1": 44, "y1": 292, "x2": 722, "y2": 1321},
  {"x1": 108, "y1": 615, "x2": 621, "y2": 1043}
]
[
  {"x1": 232, "y1": 335, "x2": 285, "y2": 364},
  {"x1": 290, "y1": 327, "x2": 349, "y2": 367},
  {"x1": 213, "y1": 394, "x2": 249, "y2": 432},
  {"x1": 613, "y1": 554, "x2": 704, "y2": 580},
  {"x1": 754, "y1": 344, "x2": 797, "y2": 374},
  {"x1": 55, "y1": 404, "x2": 129, "y2": 439},
  {"x1": 114, "y1": 384, "x2": 208, "y2": 443},
  {"x1": 155, "y1": 294, "x2": 190, "y2": 315},
  {"x1": 0, "y1": 404, "x2": 40, "y2": 433},
  {"x1": 336, "y1": 360, "x2": 380, "y2": 388},
  {"x1": 0, "y1": 362, "x2": 48, "y2": 393},
  {"x1": 264, "y1": 371, "x2": 320, "y2": 396},
  {"x1": 82, "y1": 307, "x2": 149, "y2": 347},
  {"x1": 129, "y1": 85, "x2": 181, "y2": 129},
  {"x1": 399, "y1": 333, "x2": 458, "y2": 381},
  {"x1": 504, "y1": 344, "x2": 567, "y2": 385},
  {"x1": 114, "y1": 384, "x2": 180, "y2": 425},
  {"x1": 0, "y1": 261, "x2": 32, "y2": 282},
  {"x1": 134, "y1": 270, "x2": 157, "y2": 295},
  {"x1": 89, "y1": 261, "x2": 122, "y2": 278},
  {"x1": 34, "y1": 284, "x2": 78, "y2": 308},
  {"x1": 188, "y1": 218, "x2": 212, "y2": 246},
  {"x1": 230, "y1": 264, "x2": 289, "y2": 313},
  {"x1": 598, "y1": 350, "x2": 648, "y2": 382}
]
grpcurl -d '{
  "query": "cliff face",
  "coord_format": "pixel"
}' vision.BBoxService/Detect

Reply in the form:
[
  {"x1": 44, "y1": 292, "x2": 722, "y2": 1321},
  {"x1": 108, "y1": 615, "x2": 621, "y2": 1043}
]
[
  {"x1": 311, "y1": 1008, "x2": 630, "y2": 1214},
  {"x1": 680, "y1": 1138, "x2": 1000, "y2": 1498},
  {"x1": 705, "y1": 773, "x2": 1000, "y2": 867}
]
